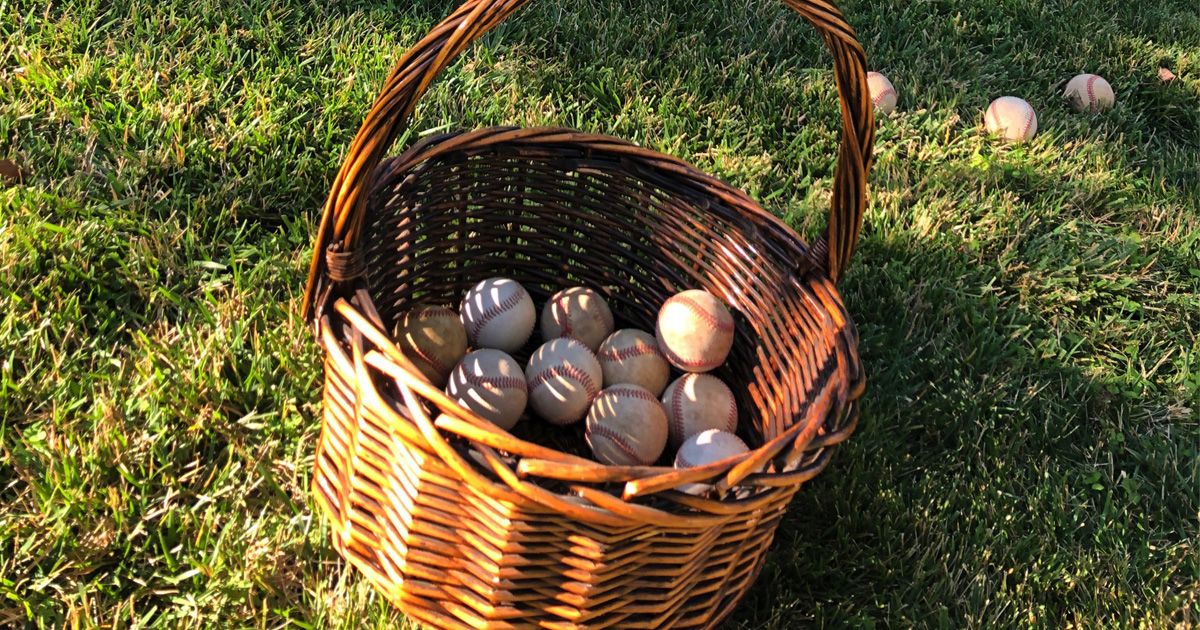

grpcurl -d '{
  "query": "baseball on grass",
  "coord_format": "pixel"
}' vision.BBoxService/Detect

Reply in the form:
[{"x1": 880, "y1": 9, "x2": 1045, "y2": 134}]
[
  {"x1": 525, "y1": 338, "x2": 603, "y2": 425},
  {"x1": 541, "y1": 286, "x2": 615, "y2": 352},
  {"x1": 1064, "y1": 73, "x2": 1115, "y2": 114},
  {"x1": 460, "y1": 277, "x2": 536, "y2": 353},
  {"x1": 396, "y1": 306, "x2": 468, "y2": 387},
  {"x1": 585, "y1": 384, "x2": 669, "y2": 466},
  {"x1": 984, "y1": 96, "x2": 1038, "y2": 143},
  {"x1": 596, "y1": 329, "x2": 670, "y2": 396},
  {"x1": 445, "y1": 349, "x2": 527, "y2": 430},
  {"x1": 867, "y1": 72, "x2": 898, "y2": 115},
  {"x1": 656, "y1": 289, "x2": 735, "y2": 372},
  {"x1": 663, "y1": 373, "x2": 737, "y2": 448}
]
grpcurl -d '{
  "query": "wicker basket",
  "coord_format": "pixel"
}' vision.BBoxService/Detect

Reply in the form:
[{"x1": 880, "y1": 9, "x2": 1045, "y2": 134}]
[{"x1": 302, "y1": 0, "x2": 873, "y2": 628}]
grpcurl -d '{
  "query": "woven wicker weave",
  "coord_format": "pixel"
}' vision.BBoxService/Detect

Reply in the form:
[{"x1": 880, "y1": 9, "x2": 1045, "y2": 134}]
[{"x1": 302, "y1": 0, "x2": 873, "y2": 628}]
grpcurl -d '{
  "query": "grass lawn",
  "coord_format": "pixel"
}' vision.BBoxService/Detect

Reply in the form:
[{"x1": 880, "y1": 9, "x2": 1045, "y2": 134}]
[{"x1": 2, "y1": 0, "x2": 1198, "y2": 627}]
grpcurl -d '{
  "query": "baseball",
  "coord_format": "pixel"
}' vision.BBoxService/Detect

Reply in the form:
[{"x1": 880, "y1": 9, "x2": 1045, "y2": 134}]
[
  {"x1": 656, "y1": 289, "x2": 735, "y2": 373},
  {"x1": 867, "y1": 72, "x2": 898, "y2": 115},
  {"x1": 445, "y1": 349, "x2": 527, "y2": 431},
  {"x1": 1064, "y1": 74, "x2": 1115, "y2": 114},
  {"x1": 460, "y1": 277, "x2": 536, "y2": 353},
  {"x1": 395, "y1": 306, "x2": 468, "y2": 387},
  {"x1": 596, "y1": 329, "x2": 670, "y2": 396},
  {"x1": 984, "y1": 96, "x2": 1038, "y2": 143},
  {"x1": 524, "y1": 338, "x2": 603, "y2": 425},
  {"x1": 674, "y1": 429, "x2": 750, "y2": 468},
  {"x1": 541, "y1": 286, "x2": 615, "y2": 352},
  {"x1": 673, "y1": 429, "x2": 752, "y2": 496},
  {"x1": 662, "y1": 373, "x2": 737, "y2": 448},
  {"x1": 585, "y1": 384, "x2": 669, "y2": 466}
]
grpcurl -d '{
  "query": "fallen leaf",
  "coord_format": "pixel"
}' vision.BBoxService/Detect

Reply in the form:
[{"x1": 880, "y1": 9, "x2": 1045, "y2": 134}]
[
  {"x1": 1158, "y1": 67, "x2": 1177, "y2": 82},
  {"x1": 0, "y1": 159, "x2": 29, "y2": 185}
]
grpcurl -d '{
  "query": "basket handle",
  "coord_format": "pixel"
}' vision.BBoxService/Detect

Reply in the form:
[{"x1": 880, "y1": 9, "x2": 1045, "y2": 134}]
[{"x1": 302, "y1": 0, "x2": 874, "y2": 318}]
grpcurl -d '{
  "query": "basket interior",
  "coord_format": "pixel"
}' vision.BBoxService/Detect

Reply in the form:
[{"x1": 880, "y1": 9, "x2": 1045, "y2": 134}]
[{"x1": 359, "y1": 131, "x2": 844, "y2": 465}]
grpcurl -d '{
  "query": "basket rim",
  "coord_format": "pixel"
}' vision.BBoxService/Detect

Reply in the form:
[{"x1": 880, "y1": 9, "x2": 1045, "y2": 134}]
[{"x1": 312, "y1": 124, "x2": 862, "y2": 513}]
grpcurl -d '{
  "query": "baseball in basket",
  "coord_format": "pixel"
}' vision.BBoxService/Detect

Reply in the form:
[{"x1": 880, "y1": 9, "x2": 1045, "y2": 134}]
[
  {"x1": 663, "y1": 373, "x2": 738, "y2": 448},
  {"x1": 673, "y1": 428, "x2": 752, "y2": 496},
  {"x1": 984, "y1": 96, "x2": 1038, "y2": 143},
  {"x1": 445, "y1": 349, "x2": 527, "y2": 431},
  {"x1": 585, "y1": 384, "x2": 669, "y2": 466},
  {"x1": 596, "y1": 328, "x2": 671, "y2": 396},
  {"x1": 395, "y1": 305, "x2": 468, "y2": 388},
  {"x1": 460, "y1": 277, "x2": 536, "y2": 353},
  {"x1": 541, "y1": 286, "x2": 615, "y2": 352},
  {"x1": 1064, "y1": 73, "x2": 1114, "y2": 114},
  {"x1": 656, "y1": 289, "x2": 735, "y2": 372},
  {"x1": 524, "y1": 337, "x2": 603, "y2": 425},
  {"x1": 867, "y1": 71, "x2": 898, "y2": 115}
]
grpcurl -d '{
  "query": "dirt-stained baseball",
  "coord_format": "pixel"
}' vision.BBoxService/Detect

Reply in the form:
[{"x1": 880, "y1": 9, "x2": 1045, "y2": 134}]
[
  {"x1": 541, "y1": 286, "x2": 615, "y2": 352},
  {"x1": 396, "y1": 306, "x2": 468, "y2": 387},
  {"x1": 867, "y1": 72, "x2": 898, "y2": 115},
  {"x1": 460, "y1": 277, "x2": 536, "y2": 353},
  {"x1": 656, "y1": 289, "x2": 735, "y2": 373},
  {"x1": 984, "y1": 96, "x2": 1038, "y2": 143},
  {"x1": 445, "y1": 349, "x2": 527, "y2": 431},
  {"x1": 585, "y1": 384, "x2": 669, "y2": 466},
  {"x1": 596, "y1": 329, "x2": 670, "y2": 396},
  {"x1": 524, "y1": 338, "x2": 603, "y2": 425},
  {"x1": 662, "y1": 373, "x2": 737, "y2": 448},
  {"x1": 1064, "y1": 74, "x2": 1114, "y2": 114}
]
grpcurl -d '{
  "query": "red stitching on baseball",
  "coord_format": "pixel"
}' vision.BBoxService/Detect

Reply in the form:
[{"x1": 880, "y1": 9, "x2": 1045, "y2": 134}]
[
  {"x1": 459, "y1": 369, "x2": 527, "y2": 394},
  {"x1": 407, "y1": 341, "x2": 449, "y2": 377},
  {"x1": 589, "y1": 423, "x2": 646, "y2": 465},
  {"x1": 598, "y1": 341, "x2": 663, "y2": 362},
  {"x1": 670, "y1": 295, "x2": 734, "y2": 333},
  {"x1": 657, "y1": 333, "x2": 721, "y2": 371},
  {"x1": 1085, "y1": 75, "x2": 1098, "y2": 114},
  {"x1": 462, "y1": 284, "x2": 526, "y2": 341},
  {"x1": 529, "y1": 364, "x2": 598, "y2": 400},
  {"x1": 607, "y1": 385, "x2": 659, "y2": 404},
  {"x1": 1019, "y1": 104, "x2": 1035, "y2": 140},
  {"x1": 410, "y1": 307, "x2": 456, "y2": 320},
  {"x1": 544, "y1": 299, "x2": 573, "y2": 338},
  {"x1": 869, "y1": 74, "x2": 893, "y2": 107},
  {"x1": 671, "y1": 377, "x2": 687, "y2": 442}
]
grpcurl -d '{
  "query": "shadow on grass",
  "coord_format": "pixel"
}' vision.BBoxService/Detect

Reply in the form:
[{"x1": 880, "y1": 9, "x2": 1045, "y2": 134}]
[{"x1": 724, "y1": 170, "x2": 1197, "y2": 627}]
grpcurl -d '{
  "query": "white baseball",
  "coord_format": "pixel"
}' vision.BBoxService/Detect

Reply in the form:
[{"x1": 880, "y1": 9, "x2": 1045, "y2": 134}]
[
  {"x1": 656, "y1": 289, "x2": 735, "y2": 373},
  {"x1": 1064, "y1": 74, "x2": 1115, "y2": 114},
  {"x1": 541, "y1": 286, "x2": 615, "y2": 352},
  {"x1": 585, "y1": 384, "x2": 669, "y2": 466},
  {"x1": 396, "y1": 306, "x2": 468, "y2": 387},
  {"x1": 596, "y1": 329, "x2": 670, "y2": 396},
  {"x1": 867, "y1": 72, "x2": 898, "y2": 115},
  {"x1": 663, "y1": 373, "x2": 737, "y2": 448},
  {"x1": 524, "y1": 338, "x2": 602, "y2": 425},
  {"x1": 445, "y1": 349, "x2": 527, "y2": 430},
  {"x1": 460, "y1": 278, "x2": 536, "y2": 353},
  {"x1": 673, "y1": 429, "x2": 751, "y2": 496},
  {"x1": 984, "y1": 96, "x2": 1038, "y2": 142}
]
